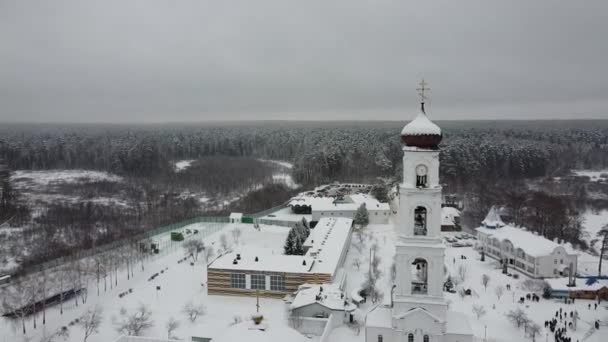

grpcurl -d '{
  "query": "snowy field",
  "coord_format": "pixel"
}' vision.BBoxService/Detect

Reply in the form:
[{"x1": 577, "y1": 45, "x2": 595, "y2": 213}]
[
  {"x1": 10, "y1": 170, "x2": 123, "y2": 187},
  {"x1": 9, "y1": 169, "x2": 127, "y2": 207},
  {"x1": 572, "y1": 170, "x2": 608, "y2": 182},
  {"x1": 0, "y1": 223, "x2": 296, "y2": 342}
]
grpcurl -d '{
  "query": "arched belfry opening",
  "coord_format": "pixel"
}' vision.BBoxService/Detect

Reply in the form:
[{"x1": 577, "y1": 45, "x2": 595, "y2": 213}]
[
  {"x1": 414, "y1": 206, "x2": 427, "y2": 236},
  {"x1": 411, "y1": 258, "x2": 428, "y2": 294}
]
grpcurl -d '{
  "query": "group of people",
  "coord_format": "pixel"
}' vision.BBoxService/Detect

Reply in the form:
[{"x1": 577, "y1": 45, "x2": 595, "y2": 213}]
[
  {"x1": 519, "y1": 292, "x2": 541, "y2": 303},
  {"x1": 544, "y1": 307, "x2": 578, "y2": 342}
]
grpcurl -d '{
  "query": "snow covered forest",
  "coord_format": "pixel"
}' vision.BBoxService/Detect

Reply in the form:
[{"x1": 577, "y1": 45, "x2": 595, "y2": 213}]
[{"x1": 1, "y1": 120, "x2": 608, "y2": 272}]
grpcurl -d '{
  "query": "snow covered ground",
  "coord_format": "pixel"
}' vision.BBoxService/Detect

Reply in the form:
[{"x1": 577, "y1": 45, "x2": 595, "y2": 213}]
[
  {"x1": 259, "y1": 159, "x2": 300, "y2": 189},
  {"x1": 10, "y1": 170, "x2": 123, "y2": 187},
  {"x1": 572, "y1": 170, "x2": 608, "y2": 182},
  {"x1": 9, "y1": 169, "x2": 127, "y2": 207},
  {"x1": 329, "y1": 222, "x2": 608, "y2": 342},
  {"x1": 582, "y1": 209, "x2": 608, "y2": 253},
  {"x1": 173, "y1": 160, "x2": 195, "y2": 172},
  {"x1": 3, "y1": 217, "x2": 606, "y2": 342},
  {"x1": 258, "y1": 159, "x2": 293, "y2": 169},
  {"x1": 0, "y1": 223, "x2": 298, "y2": 342}
]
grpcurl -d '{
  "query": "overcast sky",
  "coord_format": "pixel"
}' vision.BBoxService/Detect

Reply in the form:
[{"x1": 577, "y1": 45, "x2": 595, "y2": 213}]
[{"x1": 1, "y1": 0, "x2": 607, "y2": 123}]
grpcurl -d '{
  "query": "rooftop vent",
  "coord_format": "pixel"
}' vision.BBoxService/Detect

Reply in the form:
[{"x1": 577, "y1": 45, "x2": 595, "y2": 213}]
[
  {"x1": 233, "y1": 259, "x2": 238, "y2": 265},
  {"x1": 302, "y1": 260, "x2": 307, "y2": 266},
  {"x1": 236, "y1": 253, "x2": 241, "y2": 260},
  {"x1": 255, "y1": 256, "x2": 259, "y2": 262}
]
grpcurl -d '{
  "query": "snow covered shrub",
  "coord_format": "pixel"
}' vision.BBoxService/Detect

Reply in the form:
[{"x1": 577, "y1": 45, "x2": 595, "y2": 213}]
[{"x1": 182, "y1": 301, "x2": 206, "y2": 322}]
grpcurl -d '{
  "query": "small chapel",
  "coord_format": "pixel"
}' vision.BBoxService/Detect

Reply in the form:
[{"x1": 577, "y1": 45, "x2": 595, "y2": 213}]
[{"x1": 365, "y1": 81, "x2": 473, "y2": 342}]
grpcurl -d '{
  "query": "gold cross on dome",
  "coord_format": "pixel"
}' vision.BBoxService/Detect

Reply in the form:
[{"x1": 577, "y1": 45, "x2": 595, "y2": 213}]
[{"x1": 416, "y1": 79, "x2": 430, "y2": 103}]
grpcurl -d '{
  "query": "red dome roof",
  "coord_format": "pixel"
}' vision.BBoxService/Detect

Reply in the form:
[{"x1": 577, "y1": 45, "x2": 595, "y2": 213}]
[{"x1": 400, "y1": 108, "x2": 442, "y2": 149}]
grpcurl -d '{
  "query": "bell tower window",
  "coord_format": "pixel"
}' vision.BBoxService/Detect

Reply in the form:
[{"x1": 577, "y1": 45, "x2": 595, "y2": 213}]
[
  {"x1": 411, "y1": 258, "x2": 428, "y2": 294},
  {"x1": 414, "y1": 206, "x2": 427, "y2": 236},
  {"x1": 416, "y1": 164, "x2": 428, "y2": 188}
]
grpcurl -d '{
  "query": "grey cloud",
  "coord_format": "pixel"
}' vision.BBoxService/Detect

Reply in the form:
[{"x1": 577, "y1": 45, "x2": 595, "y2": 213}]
[{"x1": 1, "y1": 0, "x2": 607, "y2": 122}]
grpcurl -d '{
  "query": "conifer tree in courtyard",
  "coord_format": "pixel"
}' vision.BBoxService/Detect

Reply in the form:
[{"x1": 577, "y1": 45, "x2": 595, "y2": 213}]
[{"x1": 354, "y1": 203, "x2": 369, "y2": 227}]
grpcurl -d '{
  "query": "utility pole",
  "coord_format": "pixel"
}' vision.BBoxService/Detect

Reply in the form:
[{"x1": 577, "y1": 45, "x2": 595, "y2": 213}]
[{"x1": 256, "y1": 290, "x2": 260, "y2": 313}]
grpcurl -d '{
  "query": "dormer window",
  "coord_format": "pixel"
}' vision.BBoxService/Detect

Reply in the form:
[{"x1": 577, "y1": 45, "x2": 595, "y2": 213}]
[{"x1": 416, "y1": 165, "x2": 428, "y2": 188}]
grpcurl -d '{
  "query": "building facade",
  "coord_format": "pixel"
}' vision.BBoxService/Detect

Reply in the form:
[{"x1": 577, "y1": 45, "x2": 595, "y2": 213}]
[
  {"x1": 476, "y1": 225, "x2": 578, "y2": 279},
  {"x1": 365, "y1": 87, "x2": 473, "y2": 342},
  {"x1": 207, "y1": 217, "x2": 353, "y2": 297}
]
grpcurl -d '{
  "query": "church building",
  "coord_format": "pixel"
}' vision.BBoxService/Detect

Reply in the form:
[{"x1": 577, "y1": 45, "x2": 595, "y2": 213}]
[{"x1": 365, "y1": 81, "x2": 473, "y2": 342}]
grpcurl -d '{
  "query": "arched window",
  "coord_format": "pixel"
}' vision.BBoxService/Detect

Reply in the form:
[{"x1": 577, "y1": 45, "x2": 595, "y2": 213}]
[
  {"x1": 408, "y1": 333, "x2": 414, "y2": 342},
  {"x1": 424, "y1": 335, "x2": 430, "y2": 342},
  {"x1": 414, "y1": 206, "x2": 427, "y2": 236},
  {"x1": 416, "y1": 174, "x2": 427, "y2": 187},
  {"x1": 416, "y1": 164, "x2": 428, "y2": 188},
  {"x1": 411, "y1": 258, "x2": 428, "y2": 294}
]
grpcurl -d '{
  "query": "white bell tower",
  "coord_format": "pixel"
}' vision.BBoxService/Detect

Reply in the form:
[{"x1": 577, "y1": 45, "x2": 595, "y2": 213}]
[
  {"x1": 393, "y1": 80, "x2": 448, "y2": 320},
  {"x1": 365, "y1": 81, "x2": 473, "y2": 342}
]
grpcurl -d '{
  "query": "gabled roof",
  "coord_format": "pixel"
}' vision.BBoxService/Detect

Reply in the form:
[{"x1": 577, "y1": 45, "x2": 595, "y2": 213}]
[
  {"x1": 290, "y1": 283, "x2": 356, "y2": 312},
  {"x1": 393, "y1": 307, "x2": 444, "y2": 323},
  {"x1": 481, "y1": 206, "x2": 505, "y2": 228}
]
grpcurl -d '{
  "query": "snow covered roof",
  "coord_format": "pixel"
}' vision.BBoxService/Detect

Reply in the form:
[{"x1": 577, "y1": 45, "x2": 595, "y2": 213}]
[
  {"x1": 365, "y1": 306, "x2": 393, "y2": 328},
  {"x1": 441, "y1": 206, "x2": 460, "y2": 226},
  {"x1": 288, "y1": 194, "x2": 389, "y2": 212},
  {"x1": 213, "y1": 320, "x2": 309, "y2": 342},
  {"x1": 209, "y1": 217, "x2": 353, "y2": 275},
  {"x1": 290, "y1": 283, "x2": 356, "y2": 312},
  {"x1": 445, "y1": 311, "x2": 474, "y2": 336},
  {"x1": 229, "y1": 213, "x2": 243, "y2": 219},
  {"x1": 545, "y1": 277, "x2": 608, "y2": 292},
  {"x1": 394, "y1": 307, "x2": 444, "y2": 322},
  {"x1": 400, "y1": 110, "x2": 441, "y2": 136},
  {"x1": 476, "y1": 225, "x2": 576, "y2": 257},
  {"x1": 481, "y1": 206, "x2": 505, "y2": 228}
]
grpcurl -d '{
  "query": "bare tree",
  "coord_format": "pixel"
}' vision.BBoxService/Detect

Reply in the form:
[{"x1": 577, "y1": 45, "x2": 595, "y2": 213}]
[
  {"x1": 527, "y1": 322, "x2": 542, "y2": 342},
  {"x1": 362, "y1": 252, "x2": 383, "y2": 304},
  {"x1": 204, "y1": 246, "x2": 215, "y2": 263},
  {"x1": 182, "y1": 301, "x2": 206, "y2": 322},
  {"x1": 78, "y1": 305, "x2": 103, "y2": 342},
  {"x1": 37, "y1": 268, "x2": 51, "y2": 325},
  {"x1": 506, "y1": 308, "x2": 529, "y2": 328},
  {"x1": 458, "y1": 264, "x2": 468, "y2": 281},
  {"x1": 165, "y1": 317, "x2": 180, "y2": 339},
  {"x1": 219, "y1": 234, "x2": 230, "y2": 252},
  {"x1": 472, "y1": 304, "x2": 487, "y2": 319},
  {"x1": 22, "y1": 274, "x2": 40, "y2": 330},
  {"x1": 494, "y1": 285, "x2": 505, "y2": 300},
  {"x1": 2, "y1": 280, "x2": 32, "y2": 334},
  {"x1": 598, "y1": 225, "x2": 608, "y2": 276},
  {"x1": 67, "y1": 260, "x2": 83, "y2": 308},
  {"x1": 183, "y1": 239, "x2": 205, "y2": 262},
  {"x1": 481, "y1": 274, "x2": 490, "y2": 291},
  {"x1": 93, "y1": 255, "x2": 105, "y2": 296},
  {"x1": 115, "y1": 304, "x2": 154, "y2": 336},
  {"x1": 55, "y1": 265, "x2": 70, "y2": 315},
  {"x1": 352, "y1": 258, "x2": 362, "y2": 271},
  {"x1": 231, "y1": 227, "x2": 242, "y2": 245}
]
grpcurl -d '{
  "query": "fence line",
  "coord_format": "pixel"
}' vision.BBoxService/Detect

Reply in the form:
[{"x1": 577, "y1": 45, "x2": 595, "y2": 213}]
[{"x1": 11, "y1": 216, "x2": 230, "y2": 278}]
